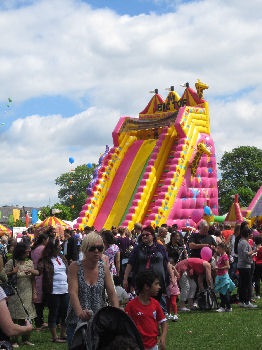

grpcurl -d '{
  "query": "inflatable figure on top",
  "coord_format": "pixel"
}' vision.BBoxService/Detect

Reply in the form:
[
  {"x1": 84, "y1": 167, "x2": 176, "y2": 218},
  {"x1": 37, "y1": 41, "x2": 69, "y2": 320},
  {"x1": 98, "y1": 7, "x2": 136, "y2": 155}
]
[{"x1": 74, "y1": 80, "x2": 218, "y2": 231}]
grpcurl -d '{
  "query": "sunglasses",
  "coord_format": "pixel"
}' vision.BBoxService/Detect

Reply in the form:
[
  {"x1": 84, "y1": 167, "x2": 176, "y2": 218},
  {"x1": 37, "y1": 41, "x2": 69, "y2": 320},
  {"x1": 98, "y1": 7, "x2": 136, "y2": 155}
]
[{"x1": 88, "y1": 245, "x2": 104, "y2": 252}]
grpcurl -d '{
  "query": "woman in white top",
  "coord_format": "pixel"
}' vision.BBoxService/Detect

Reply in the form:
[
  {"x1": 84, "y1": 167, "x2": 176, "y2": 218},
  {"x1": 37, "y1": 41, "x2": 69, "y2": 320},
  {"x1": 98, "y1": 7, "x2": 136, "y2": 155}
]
[{"x1": 38, "y1": 240, "x2": 69, "y2": 343}]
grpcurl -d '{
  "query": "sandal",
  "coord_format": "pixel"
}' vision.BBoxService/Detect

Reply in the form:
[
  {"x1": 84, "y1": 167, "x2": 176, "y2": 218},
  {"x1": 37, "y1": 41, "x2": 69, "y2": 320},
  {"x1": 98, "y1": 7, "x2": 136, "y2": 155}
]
[{"x1": 51, "y1": 338, "x2": 67, "y2": 343}]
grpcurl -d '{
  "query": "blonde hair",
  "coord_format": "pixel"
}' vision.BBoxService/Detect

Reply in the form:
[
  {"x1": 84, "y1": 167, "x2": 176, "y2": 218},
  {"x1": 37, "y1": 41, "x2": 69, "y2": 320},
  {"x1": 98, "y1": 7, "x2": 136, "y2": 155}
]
[{"x1": 81, "y1": 231, "x2": 103, "y2": 254}]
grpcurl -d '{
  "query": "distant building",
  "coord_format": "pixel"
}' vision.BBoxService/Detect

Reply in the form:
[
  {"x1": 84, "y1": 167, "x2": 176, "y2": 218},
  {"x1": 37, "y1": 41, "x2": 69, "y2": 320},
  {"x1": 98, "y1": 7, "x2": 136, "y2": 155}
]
[{"x1": 0, "y1": 205, "x2": 42, "y2": 225}]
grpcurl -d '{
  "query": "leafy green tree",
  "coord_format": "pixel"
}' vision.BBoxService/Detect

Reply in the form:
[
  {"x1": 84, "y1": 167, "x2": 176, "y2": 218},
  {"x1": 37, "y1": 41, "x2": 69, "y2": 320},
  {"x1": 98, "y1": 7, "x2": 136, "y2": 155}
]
[
  {"x1": 14, "y1": 219, "x2": 26, "y2": 227},
  {"x1": 55, "y1": 164, "x2": 96, "y2": 218},
  {"x1": 39, "y1": 204, "x2": 73, "y2": 221},
  {"x1": 218, "y1": 146, "x2": 262, "y2": 214}
]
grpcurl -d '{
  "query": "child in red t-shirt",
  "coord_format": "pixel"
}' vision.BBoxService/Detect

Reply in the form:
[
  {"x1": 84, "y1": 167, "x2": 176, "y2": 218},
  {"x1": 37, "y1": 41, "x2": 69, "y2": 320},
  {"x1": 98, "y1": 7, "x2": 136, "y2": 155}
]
[{"x1": 125, "y1": 270, "x2": 168, "y2": 350}]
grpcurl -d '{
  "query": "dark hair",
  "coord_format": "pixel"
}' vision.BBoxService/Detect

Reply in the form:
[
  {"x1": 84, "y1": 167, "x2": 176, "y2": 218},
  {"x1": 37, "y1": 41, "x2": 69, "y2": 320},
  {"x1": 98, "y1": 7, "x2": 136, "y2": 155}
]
[
  {"x1": 13, "y1": 242, "x2": 28, "y2": 260},
  {"x1": 135, "y1": 270, "x2": 159, "y2": 294},
  {"x1": 31, "y1": 233, "x2": 49, "y2": 250},
  {"x1": 240, "y1": 224, "x2": 251, "y2": 239},
  {"x1": 41, "y1": 240, "x2": 60, "y2": 259},
  {"x1": 142, "y1": 226, "x2": 156, "y2": 240},
  {"x1": 102, "y1": 230, "x2": 114, "y2": 245},
  {"x1": 254, "y1": 236, "x2": 262, "y2": 245},
  {"x1": 217, "y1": 242, "x2": 229, "y2": 255}
]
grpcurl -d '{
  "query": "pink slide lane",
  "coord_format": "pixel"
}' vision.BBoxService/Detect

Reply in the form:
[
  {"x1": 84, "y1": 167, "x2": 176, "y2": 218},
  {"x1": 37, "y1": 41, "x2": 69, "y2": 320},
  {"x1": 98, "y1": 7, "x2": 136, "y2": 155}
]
[{"x1": 93, "y1": 140, "x2": 143, "y2": 231}]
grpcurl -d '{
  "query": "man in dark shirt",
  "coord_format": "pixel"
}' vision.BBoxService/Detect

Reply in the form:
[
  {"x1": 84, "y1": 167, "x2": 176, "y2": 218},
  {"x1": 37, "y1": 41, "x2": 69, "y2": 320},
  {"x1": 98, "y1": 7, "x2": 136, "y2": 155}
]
[
  {"x1": 64, "y1": 229, "x2": 79, "y2": 264},
  {"x1": 188, "y1": 220, "x2": 216, "y2": 258}
]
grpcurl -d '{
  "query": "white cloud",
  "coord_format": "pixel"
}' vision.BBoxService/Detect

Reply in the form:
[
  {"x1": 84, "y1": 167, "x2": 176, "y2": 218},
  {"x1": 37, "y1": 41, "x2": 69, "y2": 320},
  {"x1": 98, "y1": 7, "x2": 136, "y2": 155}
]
[{"x1": 0, "y1": 0, "x2": 261, "y2": 207}]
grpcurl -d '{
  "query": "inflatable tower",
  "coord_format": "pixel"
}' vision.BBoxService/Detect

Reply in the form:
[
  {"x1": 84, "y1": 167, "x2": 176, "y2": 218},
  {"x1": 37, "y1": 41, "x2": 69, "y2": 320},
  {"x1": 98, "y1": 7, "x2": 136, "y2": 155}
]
[{"x1": 75, "y1": 80, "x2": 218, "y2": 230}]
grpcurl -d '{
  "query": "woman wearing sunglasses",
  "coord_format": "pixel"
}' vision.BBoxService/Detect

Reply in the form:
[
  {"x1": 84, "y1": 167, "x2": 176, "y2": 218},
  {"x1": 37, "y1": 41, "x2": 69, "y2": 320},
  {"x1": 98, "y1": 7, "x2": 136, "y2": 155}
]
[
  {"x1": 123, "y1": 226, "x2": 176, "y2": 299},
  {"x1": 66, "y1": 231, "x2": 119, "y2": 348}
]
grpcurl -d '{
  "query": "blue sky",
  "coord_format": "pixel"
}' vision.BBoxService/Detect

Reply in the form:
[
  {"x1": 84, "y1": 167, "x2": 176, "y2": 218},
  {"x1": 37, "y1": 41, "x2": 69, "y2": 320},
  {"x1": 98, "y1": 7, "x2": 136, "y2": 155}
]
[{"x1": 0, "y1": 0, "x2": 261, "y2": 208}]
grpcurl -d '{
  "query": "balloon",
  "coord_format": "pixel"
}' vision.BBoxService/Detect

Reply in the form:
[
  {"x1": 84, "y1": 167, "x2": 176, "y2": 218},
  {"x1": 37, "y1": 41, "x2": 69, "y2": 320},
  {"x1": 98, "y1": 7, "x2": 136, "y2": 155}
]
[
  {"x1": 201, "y1": 247, "x2": 212, "y2": 261},
  {"x1": 204, "y1": 206, "x2": 211, "y2": 216},
  {"x1": 87, "y1": 163, "x2": 92, "y2": 168},
  {"x1": 69, "y1": 157, "x2": 74, "y2": 164}
]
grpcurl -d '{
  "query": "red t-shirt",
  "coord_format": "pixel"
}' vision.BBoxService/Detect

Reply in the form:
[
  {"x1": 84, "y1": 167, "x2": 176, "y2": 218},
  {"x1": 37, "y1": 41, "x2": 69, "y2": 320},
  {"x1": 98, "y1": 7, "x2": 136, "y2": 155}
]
[
  {"x1": 256, "y1": 247, "x2": 262, "y2": 265},
  {"x1": 125, "y1": 297, "x2": 166, "y2": 349},
  {"x1": 188, "y1": 258, "x2": 205, "y2": 275}
]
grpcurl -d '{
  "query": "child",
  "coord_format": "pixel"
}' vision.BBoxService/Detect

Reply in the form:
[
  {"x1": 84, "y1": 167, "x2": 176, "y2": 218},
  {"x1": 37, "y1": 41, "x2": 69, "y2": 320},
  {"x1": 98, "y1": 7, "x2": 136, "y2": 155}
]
[
  {"x1": 165, "y1": 258, "x2": 180, "y2": 321},
  {"x1": 215, "y1": 243, "x2": 236, "y2": 312},
  {"x1": 114, "y1": 276, "x2": 130, "y2": 310},
  {"x1": 125, "y1": 270, "x2": 168, "y2": 350}
]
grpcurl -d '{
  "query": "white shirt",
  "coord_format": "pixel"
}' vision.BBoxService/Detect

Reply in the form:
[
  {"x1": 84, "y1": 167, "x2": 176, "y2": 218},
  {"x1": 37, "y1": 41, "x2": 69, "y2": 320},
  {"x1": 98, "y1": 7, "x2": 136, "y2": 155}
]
[{"x1": 51, "y1": 257, "x2": 68, "y2": 294}]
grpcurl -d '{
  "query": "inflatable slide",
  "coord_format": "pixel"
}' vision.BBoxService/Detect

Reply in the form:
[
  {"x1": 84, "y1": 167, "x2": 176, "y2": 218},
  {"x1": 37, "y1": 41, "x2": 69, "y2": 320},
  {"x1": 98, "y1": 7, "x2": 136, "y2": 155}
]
[{"x1": 75, "y1": 80, "x2": 218, "y2": 230}]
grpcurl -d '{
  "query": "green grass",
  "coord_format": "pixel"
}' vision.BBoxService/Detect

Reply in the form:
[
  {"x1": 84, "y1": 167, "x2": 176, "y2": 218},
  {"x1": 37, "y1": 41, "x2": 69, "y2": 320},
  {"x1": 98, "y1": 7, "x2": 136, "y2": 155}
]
[
  {"x1": 20, "y1": 299, "x2": 262, "y2": 350},
  {"x1": 166, "y1": 299, "x2": 262, "y2": 350}
]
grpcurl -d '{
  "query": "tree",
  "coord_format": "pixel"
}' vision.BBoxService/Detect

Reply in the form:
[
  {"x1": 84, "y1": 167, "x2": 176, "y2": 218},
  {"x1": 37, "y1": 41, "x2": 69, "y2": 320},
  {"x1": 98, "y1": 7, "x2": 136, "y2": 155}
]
[
  {"x1": 39, "y1": 204, "x2": 73, "y2": 221},
  {"x1": 55, "y1": 164, "x2": 96, "y2": 218},
  {"x1": 218, "y1": 146, "x2": 262, "y2": 214}
]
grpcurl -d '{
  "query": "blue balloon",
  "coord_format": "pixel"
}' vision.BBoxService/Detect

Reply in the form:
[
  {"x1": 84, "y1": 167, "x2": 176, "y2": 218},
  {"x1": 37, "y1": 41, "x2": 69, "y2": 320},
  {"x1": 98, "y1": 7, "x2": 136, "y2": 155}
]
[
  {"x1": 69, "y1": 157, "x2": 74, "y2": 164},
  {"x1": 87, "y1": 163, "x2": 92, "y2": 169},
  {"x1": 204, "y1": 206, "x2": 211, "y2": 216}
]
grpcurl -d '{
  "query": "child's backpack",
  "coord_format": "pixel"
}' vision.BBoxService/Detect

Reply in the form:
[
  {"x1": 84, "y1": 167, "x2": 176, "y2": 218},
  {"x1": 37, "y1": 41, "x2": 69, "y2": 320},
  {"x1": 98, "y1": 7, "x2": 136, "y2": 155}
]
[{"x1": 197, "y1": 288, "x2": 218, "y2": 310}]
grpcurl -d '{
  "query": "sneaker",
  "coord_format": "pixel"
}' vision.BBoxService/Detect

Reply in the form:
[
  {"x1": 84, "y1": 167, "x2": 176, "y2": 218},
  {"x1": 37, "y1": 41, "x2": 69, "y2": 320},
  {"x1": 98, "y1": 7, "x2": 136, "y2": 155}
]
[
  {"x1": 172, "y1": 315, "x2": 179, "y2": 322},
  {"x1": 12, "y1": 343, "x2": 19, "y2": 348},
  {"x1": 238, "y1": 302, "x2": 245, "y2": 307},
  {"x1": 243, "y1": 302, "x2": 258, "y2": 309},
  {"x1": 22, "y1": 341, "x2": 35, "y2": 346},
  {"x1": 179, "y1": 307, "x2": 191, "y2": 312},
  {"x1": 225, "y1": 307, "x2": 232, "y2": 312},
  {"x1": 216, "y1": 307, "x2": 225, "y2": 312}
]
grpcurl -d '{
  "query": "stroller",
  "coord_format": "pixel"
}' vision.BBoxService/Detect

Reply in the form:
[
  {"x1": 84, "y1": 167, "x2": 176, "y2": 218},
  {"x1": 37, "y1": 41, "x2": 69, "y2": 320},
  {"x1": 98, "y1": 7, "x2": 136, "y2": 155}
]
[{"x1": 70, "y1": 306, "x2": 144, "y2": 350}]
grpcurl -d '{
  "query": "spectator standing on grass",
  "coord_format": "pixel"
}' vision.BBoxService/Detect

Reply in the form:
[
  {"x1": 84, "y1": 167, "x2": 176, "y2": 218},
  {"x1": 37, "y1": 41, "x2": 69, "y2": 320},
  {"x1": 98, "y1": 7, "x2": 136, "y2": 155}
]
[
  {"x1": 228, "y1": 223, "x2": 241, "y2": 282},
  {"x1": 102, "y1": 230, "x2": 120, "y2": 283},
  {"x1": 37, "y1": 240, "x2": 69, "y2": 343},
  {"x1": 215, "y1": 243, "x2": 236, "y2": 312},
  {"x1": 66, "y1": 232, "x2": 119, "y2": 348},
  {"x1": 165, "y1": 258, "x2": 180, "y2": 322},
  {"x1": 166, "y1": 231, "x2": 187, "y2": 264},
  {"x1": 123, "y1": 226, "x2": 175, "y2": 300},
  {"x1": 189, "y1": 220, "x2": 216, "y2": 258},
  {"x1": 30, "y1": 233, "x2": 49, "y2": 330},
  {"x1": 237, "y1": 224, "x2": 257, "y2": 308},
  {"x1": 125, "y1": 270, "x2": 168, "y2": 350},
  {"x1": 4, "y1": 243, "x2": 37, "y2": 347}
]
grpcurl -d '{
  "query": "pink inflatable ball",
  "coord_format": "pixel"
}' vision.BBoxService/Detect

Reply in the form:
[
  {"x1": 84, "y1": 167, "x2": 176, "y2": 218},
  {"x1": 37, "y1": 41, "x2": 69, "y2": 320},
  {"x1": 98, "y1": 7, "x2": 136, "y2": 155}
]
[{"x1": 200, "y1": 247, "x2": 213, "y2": 261}]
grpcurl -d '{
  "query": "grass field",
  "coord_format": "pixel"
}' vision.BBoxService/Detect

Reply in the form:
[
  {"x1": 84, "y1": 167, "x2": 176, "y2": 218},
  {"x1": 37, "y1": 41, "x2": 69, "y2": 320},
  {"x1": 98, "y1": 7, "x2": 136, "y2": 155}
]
[{"x1": 21, "y1": 299, "x2": 262, "y2": 350}]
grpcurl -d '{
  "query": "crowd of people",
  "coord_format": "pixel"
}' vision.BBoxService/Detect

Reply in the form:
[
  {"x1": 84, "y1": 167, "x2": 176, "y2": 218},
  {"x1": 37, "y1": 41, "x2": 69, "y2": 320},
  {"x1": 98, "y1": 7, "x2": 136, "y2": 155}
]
[{"x1": 0, "y1": 219, "x2": 261, "y2": 350}]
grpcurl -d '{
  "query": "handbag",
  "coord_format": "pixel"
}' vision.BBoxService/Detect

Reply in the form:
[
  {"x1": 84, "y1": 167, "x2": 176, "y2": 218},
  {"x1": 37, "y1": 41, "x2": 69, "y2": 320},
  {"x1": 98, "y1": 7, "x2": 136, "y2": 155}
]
[{"x1": 0, "y1": 282, "x2": 15, "y2": 297}]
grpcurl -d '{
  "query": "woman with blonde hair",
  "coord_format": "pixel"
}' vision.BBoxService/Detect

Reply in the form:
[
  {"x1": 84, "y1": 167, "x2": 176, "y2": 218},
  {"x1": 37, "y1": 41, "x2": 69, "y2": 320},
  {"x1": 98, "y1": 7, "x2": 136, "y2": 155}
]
[{"x1": 66, "y1": 232, "x2": 119, "y2": 348}]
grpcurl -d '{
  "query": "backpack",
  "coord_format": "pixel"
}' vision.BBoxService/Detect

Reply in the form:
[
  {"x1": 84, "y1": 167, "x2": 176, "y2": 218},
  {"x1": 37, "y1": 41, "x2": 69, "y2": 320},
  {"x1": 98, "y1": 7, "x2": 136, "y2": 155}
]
[{"x1": 197, "y1": 288, "x2": 218, "y2": 310}]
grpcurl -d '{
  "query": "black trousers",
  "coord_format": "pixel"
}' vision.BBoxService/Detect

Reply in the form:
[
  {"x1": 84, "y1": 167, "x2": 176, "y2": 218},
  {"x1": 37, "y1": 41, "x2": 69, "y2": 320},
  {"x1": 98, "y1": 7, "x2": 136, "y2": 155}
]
[
  {"x1": 238, "y1": 268, "x2": 252, "y2": 304},
  {"x1": 220, "y1": 291, "x2": 231, "y2": 309}
]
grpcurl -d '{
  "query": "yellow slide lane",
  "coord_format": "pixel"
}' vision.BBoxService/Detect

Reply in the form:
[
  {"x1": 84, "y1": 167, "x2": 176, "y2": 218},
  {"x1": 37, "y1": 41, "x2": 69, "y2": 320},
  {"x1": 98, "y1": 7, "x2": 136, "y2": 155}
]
[{"x1": 103, "y1": 139, "x2": 156, "y2": 229}]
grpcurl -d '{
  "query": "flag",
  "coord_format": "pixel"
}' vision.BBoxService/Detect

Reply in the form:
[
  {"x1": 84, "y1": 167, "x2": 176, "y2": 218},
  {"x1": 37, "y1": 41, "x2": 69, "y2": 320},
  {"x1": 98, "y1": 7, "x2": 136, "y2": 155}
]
[
  {"x1": 13, "y1": 209, "x2": 20, "y2": 223},
  {"x1": 31, "y1": 209, "x2": 39, "y2": 224},
  {"x1": 25, "y1": 212, "x2": 30, "y2": 228}
]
